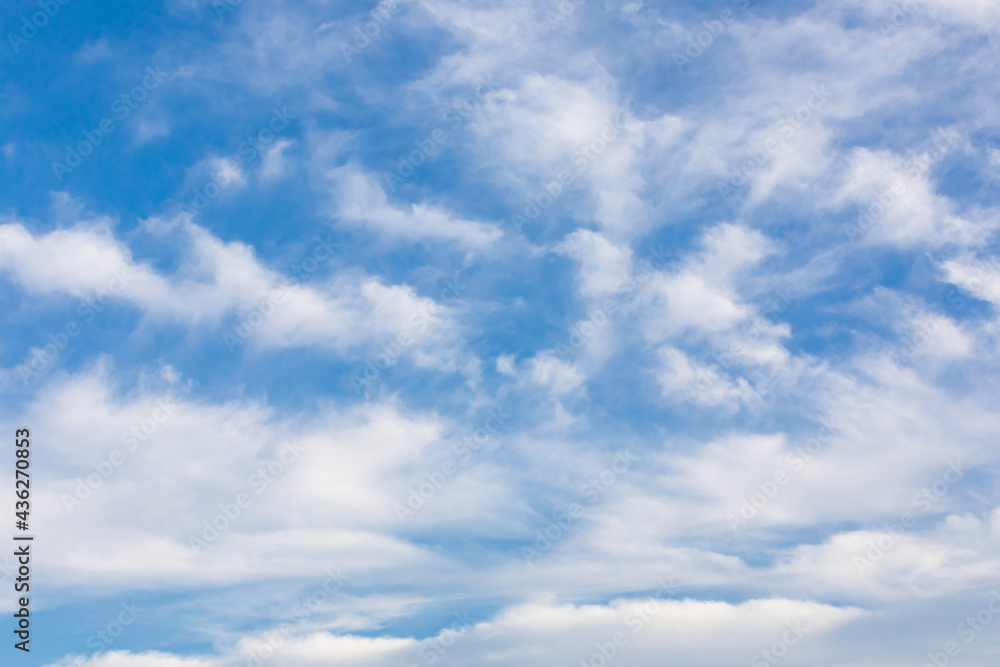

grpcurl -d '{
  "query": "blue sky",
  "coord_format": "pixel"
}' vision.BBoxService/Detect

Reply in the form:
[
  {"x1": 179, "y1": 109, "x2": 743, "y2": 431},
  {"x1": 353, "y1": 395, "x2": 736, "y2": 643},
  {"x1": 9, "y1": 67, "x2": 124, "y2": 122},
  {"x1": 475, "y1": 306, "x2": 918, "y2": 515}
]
[{"x1": 2, "y1": 0, "x2": 1000, "y2": 665}]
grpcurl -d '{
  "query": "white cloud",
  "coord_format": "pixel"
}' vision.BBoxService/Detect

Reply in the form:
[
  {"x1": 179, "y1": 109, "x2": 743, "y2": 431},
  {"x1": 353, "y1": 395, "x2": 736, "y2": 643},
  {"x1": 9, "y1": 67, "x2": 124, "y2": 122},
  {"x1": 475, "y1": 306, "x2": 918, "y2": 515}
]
[
  {"x1": 833, "y1": 143, "x2": 980, "y2": 247},
  {"x1": 44, "y1": 597, "x2": 865, "y2": 667},
  {"x1": 48, "y1": 653, "x2": 217, "y2": 667},
  {"x1": 329, "y1": 165, "x2": 503, "y2": 250},
  {"x1": 207, "y1": 156, "x2": 246, "y2": 189},
  {"x1": 654, "y1": 346, "x2": 754, "y2": 407},
  {"x1": 19, "y1": 365, "x2": 457, "y2": 591},
  {"x1": 527, "y1": 352, "x2": 586, "y2": 396},
  {"x1": 774, "y1": 508, "x2": 1000, "y2": 601},
  {"x1": 14, "y1": 2, "x2": 1000, "y2": 665},
  {"x1": 261, "y1": 139, "x2": 294, "y2": 180},
  {"x1": 0, "y1": 216, "x2": 451, "y2": 353},
  {"x1": 639, "y1": 223, "x2": 774, "y2": 341},
  {"x1": 555, "y1": 229, "x2": 632, "y2": 301},
  {"x1": 941, "y1": 255, "x2": 1000, "y2": 310}
]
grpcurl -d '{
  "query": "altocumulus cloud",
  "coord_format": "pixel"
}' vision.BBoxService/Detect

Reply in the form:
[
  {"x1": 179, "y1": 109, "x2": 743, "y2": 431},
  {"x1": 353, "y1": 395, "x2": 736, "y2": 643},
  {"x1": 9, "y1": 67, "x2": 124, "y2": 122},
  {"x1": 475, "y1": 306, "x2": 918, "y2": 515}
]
[{"x1": 0, "y1": 0, "x2": 998, "y2": 665}]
